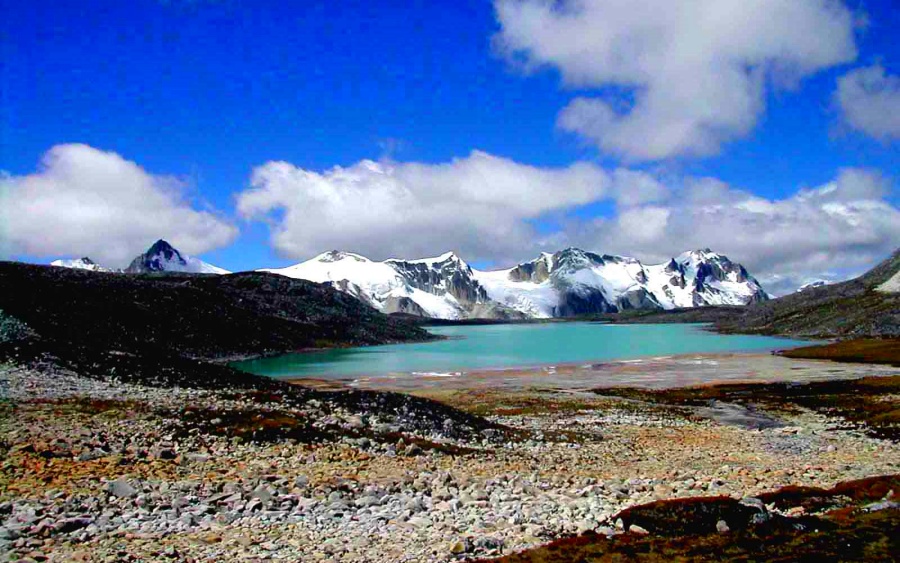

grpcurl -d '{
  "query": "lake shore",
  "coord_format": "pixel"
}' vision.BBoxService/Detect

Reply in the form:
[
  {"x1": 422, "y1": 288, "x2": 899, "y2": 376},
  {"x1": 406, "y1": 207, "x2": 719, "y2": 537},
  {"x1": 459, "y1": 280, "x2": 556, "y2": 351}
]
[
  {"x1": 285, "y1": 350, "x2": 898, "y2": 392},
  {"x1": 3, "y1": 351, "x2": 897, "y2": 562}
]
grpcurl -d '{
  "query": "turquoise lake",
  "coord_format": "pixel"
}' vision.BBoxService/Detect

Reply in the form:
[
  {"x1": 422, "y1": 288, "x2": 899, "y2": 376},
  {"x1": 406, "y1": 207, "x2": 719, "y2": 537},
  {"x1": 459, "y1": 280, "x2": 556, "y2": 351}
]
[{"x1": 232, "y1": 323, "x2": 812, "y2": 380}]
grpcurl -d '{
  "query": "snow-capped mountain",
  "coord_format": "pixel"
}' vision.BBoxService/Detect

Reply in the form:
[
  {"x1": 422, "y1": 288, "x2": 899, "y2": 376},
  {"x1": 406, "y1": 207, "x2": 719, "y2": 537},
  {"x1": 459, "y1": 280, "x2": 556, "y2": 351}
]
[
  {"x1": 124, "y1": 240, "x2": 230, "y2": 274},
  {"x1": 261, "y1": 251, "x2": 522, "y2": 320},
  {"x1": 796, "y1": 280, "x2": 832, "y2": 293},
  {"x1": 50, "y1": 257, "x2": 109, "y2": 272},
  {"x1": 265, "y1": 248, "x2": 768, "y2": 319},
  {"x1": 477, "y1": 248, "x2": 768, "y2": 318}
]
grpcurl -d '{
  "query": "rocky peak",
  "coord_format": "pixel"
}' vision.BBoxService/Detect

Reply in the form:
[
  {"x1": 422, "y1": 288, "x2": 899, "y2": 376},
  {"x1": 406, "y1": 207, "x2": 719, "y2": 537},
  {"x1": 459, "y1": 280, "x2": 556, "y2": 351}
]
[
  {"x1": 123, "y1": 240, "x2": 229, "y2": 275},
  {"x1": 507, "y1": 252, "x2": 555, "y2": 283},
  {"x1": 125, "y1": 240, "x2": 186, "y2": 273},
  {"x1": 552, "y1": 248, "x2": 606, "y2": 273},
  {"x1": 664, "y1": 258, "x2": 684, "y2": 275},
  {"x1": 388, "y1": 252, "x2": 487, "y2": 306}
]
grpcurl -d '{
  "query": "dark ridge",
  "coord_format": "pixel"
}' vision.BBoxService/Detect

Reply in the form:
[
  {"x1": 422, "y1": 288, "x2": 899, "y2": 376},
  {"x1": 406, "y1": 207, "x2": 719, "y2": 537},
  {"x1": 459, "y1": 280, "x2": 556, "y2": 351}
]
[
  {"x1": 0, "y1": 261, "x2": 518, "y2": 445},
  {"x1": 0, "y1": 261, "x2": 433, "y2": 364},
  {"x1": 713, "y1": 247, "x2": 900, "y2": 338}
]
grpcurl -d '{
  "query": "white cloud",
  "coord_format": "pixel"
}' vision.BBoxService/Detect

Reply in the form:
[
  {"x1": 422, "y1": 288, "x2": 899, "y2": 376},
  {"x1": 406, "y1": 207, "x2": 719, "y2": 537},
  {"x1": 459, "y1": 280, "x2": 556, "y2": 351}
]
[
  {"x1": 0, "y1": 144, "x2": 237, "y2": 267},
  {"x1": 494, "y1": 0, "x2": 858, "y2": 161},
  {"x1": 236, "y1": 151, "x2": 640, "y2": 264},
  {"x1": 577, "y1": 168, "x2": 900, "y2": 295},
  {"x1": 835, "y1": 64, "x2": 900, "y2": 141}
]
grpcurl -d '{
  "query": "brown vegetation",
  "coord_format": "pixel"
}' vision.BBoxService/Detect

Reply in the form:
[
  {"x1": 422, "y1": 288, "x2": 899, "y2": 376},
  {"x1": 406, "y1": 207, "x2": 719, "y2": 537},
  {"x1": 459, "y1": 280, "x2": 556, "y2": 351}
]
[
  {"x1": 781, "y1": 338, "x2": 900, "y2": 367},
  {"x1": 594, "y1": 374, "x2": 900, "y2": 441},
  {"x1": 481, "y1": 475, "x2": 900, "y2": 562}
]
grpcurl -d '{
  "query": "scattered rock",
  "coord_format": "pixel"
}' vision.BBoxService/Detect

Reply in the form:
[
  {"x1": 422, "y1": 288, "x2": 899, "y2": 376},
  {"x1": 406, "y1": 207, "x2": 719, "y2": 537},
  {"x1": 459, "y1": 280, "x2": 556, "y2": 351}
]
[
  {"x1": 629, "y1": 524, "x2": 650, "y2": 535},
  {"x1": 107, "y1": 478, "x2": 137, "y2": 499}
]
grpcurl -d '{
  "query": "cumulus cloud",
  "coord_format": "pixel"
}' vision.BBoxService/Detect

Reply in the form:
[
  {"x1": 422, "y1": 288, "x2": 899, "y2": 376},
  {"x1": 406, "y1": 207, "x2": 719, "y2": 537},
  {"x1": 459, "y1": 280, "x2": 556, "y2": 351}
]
[
  {"x1": 0, "y1": 144, "x2": 237, "y2": 266},
  {"x1": 236, "y1": 151, "x2": 650, "y2": 264},
  {"x1": 576, "y1": 168, "x2": 900, "y2": 295},
  {"x1": 835, "y1": 64, "x2": 900, "y2": 141},
  {"x1": 494, "y1": 0, "x2": 858, "y2": 161},
  {"x1": 237, "y1": 151, "x2": 674, "y2": 264}
]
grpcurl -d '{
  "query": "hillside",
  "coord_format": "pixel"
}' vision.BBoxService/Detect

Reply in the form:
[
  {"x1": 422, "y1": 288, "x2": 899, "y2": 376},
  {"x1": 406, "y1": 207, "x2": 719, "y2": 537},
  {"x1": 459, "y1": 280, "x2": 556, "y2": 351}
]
[
  {"x1": 714, "y1": 249, "x2": 900, "y2": 338},
  {"x1": 0, "y1": 262, "x2": 432, "y2": 386}
]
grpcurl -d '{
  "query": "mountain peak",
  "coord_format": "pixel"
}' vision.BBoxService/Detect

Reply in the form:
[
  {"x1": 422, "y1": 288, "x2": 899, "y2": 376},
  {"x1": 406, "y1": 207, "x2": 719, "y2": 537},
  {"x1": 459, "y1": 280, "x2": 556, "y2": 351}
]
[
  {"x1": 797, "y1": 280, "x2": 831, "y2": 292},
  {"x1": 398, "y1": 251, "x2": 463, "y2": 264},
  {"x1": 316, "y1": 250, "x2": 370, "y2": 263},
  {"x1": 125, "y1": 240, "x2": 229, "y2": 274},
  {"x1": 127, "y1": 240, "x2": 186, "y2": 273},
  {"x1": 146, "y1": 239, "x2": 182, "y2": 260},
  {"x1": 50, "y1": 257, "x2": 108, "y2": 272},
  {"x1": 676, "y1": 248, "x2": 727, "y2": 265}
]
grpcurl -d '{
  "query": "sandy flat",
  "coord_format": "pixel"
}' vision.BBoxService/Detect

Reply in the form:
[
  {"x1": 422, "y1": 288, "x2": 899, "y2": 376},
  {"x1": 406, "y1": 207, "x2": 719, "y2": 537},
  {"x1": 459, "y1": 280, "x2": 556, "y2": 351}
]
[{"x1": 288, "y1": 351, "x2": 899, "y2": 393}]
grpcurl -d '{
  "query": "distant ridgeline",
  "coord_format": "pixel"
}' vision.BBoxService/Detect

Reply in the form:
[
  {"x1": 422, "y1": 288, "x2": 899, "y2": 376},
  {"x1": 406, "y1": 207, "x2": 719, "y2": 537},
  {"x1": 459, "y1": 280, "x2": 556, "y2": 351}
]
[
  {"x1": 51, "y1": 239, "x2": 228, "y2": 275},
  {"x1": 260, "y1": 247, "x2": 769, "y2": 320},
  {"x1": 50, "y1": 242, "x2": 770, "y2": 320}
]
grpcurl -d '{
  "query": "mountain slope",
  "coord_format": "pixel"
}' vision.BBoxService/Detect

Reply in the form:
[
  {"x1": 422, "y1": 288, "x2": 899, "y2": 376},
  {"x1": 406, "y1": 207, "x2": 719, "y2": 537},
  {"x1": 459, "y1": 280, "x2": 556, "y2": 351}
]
[
  {"x1": 715, "y1": 248, "x2": 900, "y2": 338},
  {"x1": 268, "y1": 248, "x2": 768, "y2": 320},
  {"x1": 263, "y1": 251, "x2": 524, "y2": 320},
  {"x1": 476, "y1": 248, "x2": 768, "y2": 318},
  {"x1": 125, "y1": 239, "x2": 230, "y2": 274},
  {"x1": 0, "y1": 262, "x2": 431, "y2": 367}
]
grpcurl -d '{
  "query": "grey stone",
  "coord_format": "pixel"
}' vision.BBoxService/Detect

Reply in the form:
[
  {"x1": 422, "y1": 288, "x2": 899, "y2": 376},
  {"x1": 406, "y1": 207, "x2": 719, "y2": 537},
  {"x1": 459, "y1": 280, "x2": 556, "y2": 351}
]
[
  {"x1": 107, "y1": 477, "x2": 137, "y2": 499},
  {"x1": 251, "y1": 485, "x2": 274, "y2": 504},
  {"x1": 629, "y1": 524, "x2": 650, "y2": 535}
]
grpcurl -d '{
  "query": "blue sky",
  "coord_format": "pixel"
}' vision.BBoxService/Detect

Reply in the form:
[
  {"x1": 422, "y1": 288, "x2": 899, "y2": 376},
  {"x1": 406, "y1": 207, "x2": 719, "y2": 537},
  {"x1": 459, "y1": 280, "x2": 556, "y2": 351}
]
[{"x1": 1, "y1": 0, "x2": 899, "y2": 294}]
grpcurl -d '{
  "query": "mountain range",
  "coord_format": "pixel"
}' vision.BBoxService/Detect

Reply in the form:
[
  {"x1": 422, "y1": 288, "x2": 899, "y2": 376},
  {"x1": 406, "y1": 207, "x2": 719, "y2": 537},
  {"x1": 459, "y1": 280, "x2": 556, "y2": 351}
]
[
  {"x1": 51, "y1": 242, "x2": 769, "y2": 319},
  {"x1": 716, "y1": 247, "x2": 900, "y2": 337},
  {"x1": 261, "y1": 247, "x2": 769, "y2": 319},
  {"x1": 42, "y1": 241, "x2": 900, "y2": 332},
  {"x1": 50, "y1": 242, "x2": 773, "y2": 319}
]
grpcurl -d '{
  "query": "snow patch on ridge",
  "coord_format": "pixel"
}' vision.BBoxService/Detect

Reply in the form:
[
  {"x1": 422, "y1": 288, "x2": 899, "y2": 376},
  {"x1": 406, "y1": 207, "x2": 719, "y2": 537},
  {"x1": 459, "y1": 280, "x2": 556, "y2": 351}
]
[
  {"x1": 877, "y1": 269, "x2": 900, "y2": 293},
  {"x1": 50, "y1": 257, "x2": 108, "y2": 272}
]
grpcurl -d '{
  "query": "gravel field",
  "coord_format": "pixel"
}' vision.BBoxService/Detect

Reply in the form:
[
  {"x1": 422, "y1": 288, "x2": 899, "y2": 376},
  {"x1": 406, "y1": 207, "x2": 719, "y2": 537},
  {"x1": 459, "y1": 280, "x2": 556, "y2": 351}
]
[{"x1": 2, "y1": 361, "x2": 898, "y2": 562}]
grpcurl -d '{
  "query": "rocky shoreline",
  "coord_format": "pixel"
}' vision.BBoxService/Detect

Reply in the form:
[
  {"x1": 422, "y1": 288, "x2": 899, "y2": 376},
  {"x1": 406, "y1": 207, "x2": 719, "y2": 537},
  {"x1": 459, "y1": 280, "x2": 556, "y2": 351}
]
[{"x1": 2, "y1": 356, "x2": 898, "y2": 562}]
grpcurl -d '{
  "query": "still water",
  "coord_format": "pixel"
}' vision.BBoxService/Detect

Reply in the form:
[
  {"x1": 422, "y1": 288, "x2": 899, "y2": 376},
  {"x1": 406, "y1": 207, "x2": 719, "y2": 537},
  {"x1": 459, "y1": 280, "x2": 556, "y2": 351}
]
[{"x1": 232, "y1": 322, "x2": 811, "y2": 380}]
